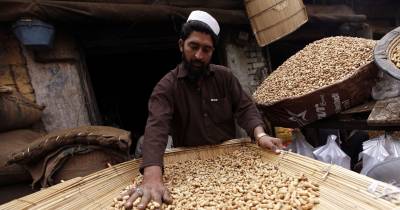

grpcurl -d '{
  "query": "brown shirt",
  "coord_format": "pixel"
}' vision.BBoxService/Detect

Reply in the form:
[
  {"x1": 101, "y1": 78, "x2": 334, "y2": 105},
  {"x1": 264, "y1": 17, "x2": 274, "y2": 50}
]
[{"x1": 140, "y1": 63, "x2": 265, "y2": 171}]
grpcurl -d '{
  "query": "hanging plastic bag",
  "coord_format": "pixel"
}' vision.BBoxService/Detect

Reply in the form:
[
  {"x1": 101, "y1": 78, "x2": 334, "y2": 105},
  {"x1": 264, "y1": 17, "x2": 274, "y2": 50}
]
[
  {"x1": 288, "y1": 129, "x2": 314, "y2": 159},
  {"x1": 360, "y1": 136, "x2": 389, "y2": 175},
  {"x1": 384, "y1": 134, "x2": 400, "y2": 159},
  {"x1": 313, "y1": 135, "x2": 351, "y2": 169},
  {"x1": 371, "y1": 71, "x2": 400, "y2": 100},
  {"x1": 359, "y1": 136, "x2": 380, "y2": 161}
]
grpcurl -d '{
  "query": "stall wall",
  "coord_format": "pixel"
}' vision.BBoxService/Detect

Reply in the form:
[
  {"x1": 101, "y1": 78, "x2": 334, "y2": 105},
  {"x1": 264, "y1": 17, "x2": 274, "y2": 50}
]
[
  {"x1": 0, "y1": 27, "x2": 35, "y2": 101},
  {"x1": 225, "y1": 33, "x2": 270, "y2": 95},
  {"x1": 0, "y1": 26, "x2": 91, "y2": 132}
]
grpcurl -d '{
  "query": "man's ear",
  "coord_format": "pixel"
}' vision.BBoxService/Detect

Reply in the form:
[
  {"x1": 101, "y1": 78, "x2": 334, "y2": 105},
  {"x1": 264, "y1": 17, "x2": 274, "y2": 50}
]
[{"x1": 178, "y1": 39, "x2": 184, "y2": 52}]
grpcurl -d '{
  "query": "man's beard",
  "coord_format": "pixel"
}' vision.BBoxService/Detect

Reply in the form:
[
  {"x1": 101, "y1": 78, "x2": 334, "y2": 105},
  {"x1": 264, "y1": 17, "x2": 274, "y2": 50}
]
[{"x1": 182, "y1": 54, "x2": 210, "y2": 81}]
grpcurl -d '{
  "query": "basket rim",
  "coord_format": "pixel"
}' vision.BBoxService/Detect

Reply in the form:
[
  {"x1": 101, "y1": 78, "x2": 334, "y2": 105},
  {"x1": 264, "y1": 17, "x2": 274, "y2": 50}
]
[{"x1": 374, "y1": 25, "x2": 400, "y2": 80}]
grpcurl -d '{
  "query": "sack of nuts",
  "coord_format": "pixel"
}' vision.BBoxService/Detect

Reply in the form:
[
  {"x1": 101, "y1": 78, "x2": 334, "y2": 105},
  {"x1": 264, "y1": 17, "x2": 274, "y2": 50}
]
[{"x1": 254, "y1": 36, "x2": 378, "y2": 127}]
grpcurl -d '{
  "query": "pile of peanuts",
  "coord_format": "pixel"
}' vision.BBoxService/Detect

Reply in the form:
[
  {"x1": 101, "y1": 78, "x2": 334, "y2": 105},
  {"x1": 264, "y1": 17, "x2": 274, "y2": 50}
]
[
  {"x1": 110, "y1": 147, "x2": 320, "y2": 210},
  {"x1": 391, "y1": 44, "x2": 400, "y2": 69},
  {"x1": 253, "y1": 36, "x2": 375, "y2": 105}
]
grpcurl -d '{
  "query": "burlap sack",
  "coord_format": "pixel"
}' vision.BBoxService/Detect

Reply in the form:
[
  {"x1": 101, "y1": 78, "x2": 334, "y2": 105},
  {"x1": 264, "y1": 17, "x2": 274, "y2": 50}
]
[
  {"x1": 0, "y1": 87, "x2": 44, "y2": 132},
  {"x1": 51, "y1": 147, "x2": 127, "y2": 186},
  {"x1": 7, "y1": 126, "x2": 131, "y2": 165},
  {"x1": 256, "y1": 62, "x2": 378, "y2": 128},
  {"x1": 0, "y1": 129, "x2": 43, "y2": 186},
  {"x1": 24, "y1": 145, "x2": 129, "y2": 187}
]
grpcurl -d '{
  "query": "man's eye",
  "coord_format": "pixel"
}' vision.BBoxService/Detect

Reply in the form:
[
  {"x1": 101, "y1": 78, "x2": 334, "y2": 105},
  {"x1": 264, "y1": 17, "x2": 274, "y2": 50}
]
[
  {"x1": 202, "y1": 47, "x2": 213, "y2": 53},
  {"x1": 189, "y1": 44, "x2": 200, "y2": 51}
]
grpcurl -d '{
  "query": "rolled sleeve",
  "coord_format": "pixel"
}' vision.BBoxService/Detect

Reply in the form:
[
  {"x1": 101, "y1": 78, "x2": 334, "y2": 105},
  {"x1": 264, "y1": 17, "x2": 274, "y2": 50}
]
[
  {"x1": 140, "y1": 74, "x2": 174, "y2": 173},
  {"x1": 230, "y1": 73, "x2": 265, "y2": 139}
]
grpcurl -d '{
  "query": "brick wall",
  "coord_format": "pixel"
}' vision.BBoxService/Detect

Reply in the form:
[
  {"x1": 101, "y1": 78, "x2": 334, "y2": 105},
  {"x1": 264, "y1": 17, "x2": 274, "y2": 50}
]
[
  {"x1": 225, "y1": 34, "x2": 270, "y2": 95},
  {"x1": 244, "y1": 40, "x2": 269, "y2": 93}
]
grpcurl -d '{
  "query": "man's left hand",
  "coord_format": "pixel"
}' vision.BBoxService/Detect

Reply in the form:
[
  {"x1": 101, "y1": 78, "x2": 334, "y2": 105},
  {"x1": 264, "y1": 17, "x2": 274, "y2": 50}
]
[{"x1": 258, "y1": 135, "x2": 284, "y2": 153}]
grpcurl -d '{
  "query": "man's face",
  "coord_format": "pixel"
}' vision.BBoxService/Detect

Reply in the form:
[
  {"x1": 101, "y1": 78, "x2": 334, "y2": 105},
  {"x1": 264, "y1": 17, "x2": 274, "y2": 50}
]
[{"x1": 179, "y1": 31, "x2": 214, "y2": 77}]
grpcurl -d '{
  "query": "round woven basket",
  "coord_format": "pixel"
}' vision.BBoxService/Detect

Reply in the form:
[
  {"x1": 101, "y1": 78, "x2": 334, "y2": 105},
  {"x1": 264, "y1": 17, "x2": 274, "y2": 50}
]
[{"x1": 374, "y1": 26, "x2": 400, "y2": 80}]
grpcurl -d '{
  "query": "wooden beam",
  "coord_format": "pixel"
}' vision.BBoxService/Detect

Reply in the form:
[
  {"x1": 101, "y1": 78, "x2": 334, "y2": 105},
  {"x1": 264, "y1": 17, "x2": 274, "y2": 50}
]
[
  {"x1": 368, "y1": 96, "x2": 400, "y2": 126},
  {"x1": 341, "y1": 101, "x2": 376, "y2": 114}
]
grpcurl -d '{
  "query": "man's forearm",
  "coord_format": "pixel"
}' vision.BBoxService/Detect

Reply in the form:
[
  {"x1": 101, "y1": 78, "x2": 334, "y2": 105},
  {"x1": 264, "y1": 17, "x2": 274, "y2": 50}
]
[
  {"x1": 143, "y1": 165, "x2": 163, "y2": 182},
  {"x1": 253, "y1": 125, "x2": 268, "y2": 141}
]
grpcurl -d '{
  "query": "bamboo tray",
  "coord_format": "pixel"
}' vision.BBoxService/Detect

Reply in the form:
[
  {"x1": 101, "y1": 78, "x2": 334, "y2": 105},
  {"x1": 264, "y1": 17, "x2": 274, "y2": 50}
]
[{"x1": 1, "y1": 139, "x2": 399, "y2": 210}]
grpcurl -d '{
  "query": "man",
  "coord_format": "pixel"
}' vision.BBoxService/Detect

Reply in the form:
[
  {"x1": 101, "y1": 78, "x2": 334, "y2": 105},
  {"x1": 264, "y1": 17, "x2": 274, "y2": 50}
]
[{"x1": 124, "y1": 10, "x2": 283, "y2": 209}]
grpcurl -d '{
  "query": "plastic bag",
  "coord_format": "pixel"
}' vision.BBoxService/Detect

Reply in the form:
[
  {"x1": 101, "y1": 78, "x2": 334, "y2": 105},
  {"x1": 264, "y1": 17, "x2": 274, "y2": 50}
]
[
  {"x1": 371, "y1": 71, "x2": 400, "y2": 100},
  {"x1": 288, "y1": 129, "x2": 314, "y2": 159},
  {"x1": 360, "y1": 136, "x2": 389, "y2": 175},
  {"x1": 366, "y1": 157, "x2": 400, "y2": 184},
  {"x1": 313, "y1": 135, "x2": 351, "y2": 169},
  {"x1": 384, "y1": 134, "x2": 400, "y2": 159}
]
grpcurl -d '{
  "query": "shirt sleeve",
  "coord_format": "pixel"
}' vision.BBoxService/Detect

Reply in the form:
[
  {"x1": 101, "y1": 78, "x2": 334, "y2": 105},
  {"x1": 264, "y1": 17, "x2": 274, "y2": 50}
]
[
  {"x1": 139, "y1": 74, "x2": 174, "y2": 173},
  {"x1": 229, "y1": 72, "x2": 265, "y2": 139}
]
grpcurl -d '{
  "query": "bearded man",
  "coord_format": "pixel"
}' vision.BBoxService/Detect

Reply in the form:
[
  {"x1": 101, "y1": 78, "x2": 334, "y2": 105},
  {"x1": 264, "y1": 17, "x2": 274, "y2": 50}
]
[{"x1": 124, "y1": 10, "x2": 283, "y2": 209}]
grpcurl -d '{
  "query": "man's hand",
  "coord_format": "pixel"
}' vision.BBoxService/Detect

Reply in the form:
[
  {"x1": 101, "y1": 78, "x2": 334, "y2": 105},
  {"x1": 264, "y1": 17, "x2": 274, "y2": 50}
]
[
  {"x1": 258, "y1": 135, "x2": 284, "y2": 153},
  {"x1": 123, "y1": 166, "x2": 172, "y2": 210}
]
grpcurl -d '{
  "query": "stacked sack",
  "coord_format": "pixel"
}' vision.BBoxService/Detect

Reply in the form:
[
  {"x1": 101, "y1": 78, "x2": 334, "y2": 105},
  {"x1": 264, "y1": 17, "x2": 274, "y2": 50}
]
[
  {"x1": 0, "y1": 86, "x2": 45, "y2": 203},
  {"x1": 7, "y1": 126, "x2": 132, "y2": 188}
]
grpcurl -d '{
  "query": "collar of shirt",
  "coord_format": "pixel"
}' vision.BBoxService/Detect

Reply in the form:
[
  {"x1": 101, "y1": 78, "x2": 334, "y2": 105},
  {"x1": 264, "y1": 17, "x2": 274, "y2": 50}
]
[{"x1": 176, "y1": 63, "x2": 215, "y2": 79}]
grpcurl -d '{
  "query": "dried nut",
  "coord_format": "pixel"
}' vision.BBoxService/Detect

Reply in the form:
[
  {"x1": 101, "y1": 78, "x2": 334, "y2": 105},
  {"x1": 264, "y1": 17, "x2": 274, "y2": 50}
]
[
  {"x1": 109, "y1": 147, "x2": 320, "y2": 209},
  {"x1": 253, "y1": 36, "x2": 375, "y2": 105}
]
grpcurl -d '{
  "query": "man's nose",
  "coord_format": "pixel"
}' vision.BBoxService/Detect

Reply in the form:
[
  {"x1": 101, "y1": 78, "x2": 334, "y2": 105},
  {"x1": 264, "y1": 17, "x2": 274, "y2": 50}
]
[{"x1": 195, "y1": 49, "x2": 205, "y2": 60}]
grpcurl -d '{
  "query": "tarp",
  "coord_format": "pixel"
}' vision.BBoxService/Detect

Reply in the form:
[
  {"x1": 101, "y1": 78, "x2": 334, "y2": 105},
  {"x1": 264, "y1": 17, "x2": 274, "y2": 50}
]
[{"x1": 0, "y1": 0, "x2": 248, "y2": 25}]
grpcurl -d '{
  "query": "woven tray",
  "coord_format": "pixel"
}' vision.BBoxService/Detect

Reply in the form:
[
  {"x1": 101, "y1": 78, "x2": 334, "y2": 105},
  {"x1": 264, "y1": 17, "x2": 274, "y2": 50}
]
[{"x1": 1, "y1": 139, "x2": 399, "y2": 210}]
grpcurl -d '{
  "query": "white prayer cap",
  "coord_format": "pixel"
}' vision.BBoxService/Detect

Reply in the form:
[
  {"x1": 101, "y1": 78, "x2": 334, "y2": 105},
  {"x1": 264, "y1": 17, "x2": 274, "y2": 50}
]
[{"x1": 187, "y1": 10, "x2": 220, "y2": 36}]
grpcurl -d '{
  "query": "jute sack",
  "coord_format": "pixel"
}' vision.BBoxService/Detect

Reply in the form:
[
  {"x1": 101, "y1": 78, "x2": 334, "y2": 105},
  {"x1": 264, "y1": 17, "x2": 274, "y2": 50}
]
[
  {"x1": 7, "y1": 126, "x2": 131, "y2": 165},
  {"x1": 0, "y1": 129, "x2": 43, "y2": 186},
  {"x1": 0, "y1": 86, "x2": 44, "y2": 132},
  {"x1": 256, "y1": 62, "x2": 378, "y2": 128},
  {"x1": 24, "y1": 145, "x2": 129, "y2": 187}
]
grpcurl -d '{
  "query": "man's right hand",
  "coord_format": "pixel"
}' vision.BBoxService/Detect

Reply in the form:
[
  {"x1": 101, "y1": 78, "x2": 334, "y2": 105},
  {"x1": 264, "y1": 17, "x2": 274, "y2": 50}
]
[{"x1": 123, "y1": 166, "x2": 173, "y2": 210}]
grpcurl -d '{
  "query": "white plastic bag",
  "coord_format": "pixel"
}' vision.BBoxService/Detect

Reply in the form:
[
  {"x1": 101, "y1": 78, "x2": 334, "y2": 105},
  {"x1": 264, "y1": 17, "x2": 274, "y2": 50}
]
[
  {"x1": 313, "y1": 135, "x2": 351, "y2": 169},
  {"x1": 288, "y1": 129, "x2": 314, "y2": 159},
  {"x1": 384, "y1": 134, "x2": 400, "y2": 159},
  {"x1": 372, "y1": 71, "x2": 400, "y2": 100},
  {"x1": 360, "y1": 136, "x2": 389, "y2": 175}
]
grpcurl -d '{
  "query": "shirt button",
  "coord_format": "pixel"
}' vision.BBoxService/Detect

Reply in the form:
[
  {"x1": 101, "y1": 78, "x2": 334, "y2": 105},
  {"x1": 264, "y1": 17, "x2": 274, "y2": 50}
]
[{"x1": 203, "y1": 113, "x2": 208, "y2": 117}]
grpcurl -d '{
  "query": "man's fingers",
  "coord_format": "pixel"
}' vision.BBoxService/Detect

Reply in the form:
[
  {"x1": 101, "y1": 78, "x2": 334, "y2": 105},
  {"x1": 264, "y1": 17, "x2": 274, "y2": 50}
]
[
  {"x1": 137, "y1": 190, "x2": 151, "y2": 210},
  {"x1": 162, "y1": 190, "x2": 173, "y2": 204},
  {"x1": 151, "y1": 191, "x2": 163, "y2": 209},
  {"x1": 273, "y1": 138, "x2": 284, "y2": 149},
  {"x1": 124, "y1": 190, "x2": 139, "y2": 209},
  {"x1": 261, "y1": 139, "x2": 275, "y2": 151},
  {"x1": 121, "y1": 188, "x2": 134, "y2": 197}
]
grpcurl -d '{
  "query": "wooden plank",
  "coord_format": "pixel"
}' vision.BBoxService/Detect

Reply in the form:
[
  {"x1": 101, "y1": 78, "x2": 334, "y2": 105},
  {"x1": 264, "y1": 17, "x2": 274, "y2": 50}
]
[
  {"x1": 340, "y1": 100, "x2": 376, "y2": 114},
  {"x1": 368, "y1": 96, "x2": 400, "y2": 126},
  {"x1": 22, "y1": 38, "x2": 91, "y2": 132}
]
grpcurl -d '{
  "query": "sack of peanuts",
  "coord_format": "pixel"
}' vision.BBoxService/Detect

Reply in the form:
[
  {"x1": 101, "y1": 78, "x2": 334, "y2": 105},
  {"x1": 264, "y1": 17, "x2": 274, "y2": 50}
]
[
  {"x1": 6, "y1": 126, "x2": 132, "y2": 188},
  {"x1": 254, "y1": 36, "x2": 378, "y2": 128},
  {"x1": 0, "y1": 86, "x2": 44, "y2": 132},
  {"x1": 7, "y1": 125, "x2": 131, "y2": 165},
  {"x1": 0, "y1": 129, "x2": 44, "y2": 186}
]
